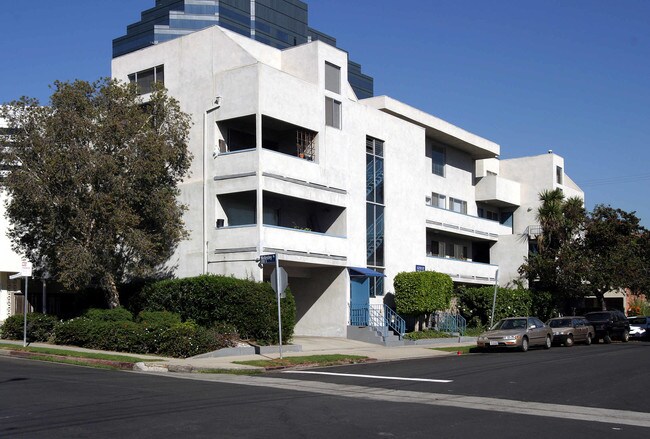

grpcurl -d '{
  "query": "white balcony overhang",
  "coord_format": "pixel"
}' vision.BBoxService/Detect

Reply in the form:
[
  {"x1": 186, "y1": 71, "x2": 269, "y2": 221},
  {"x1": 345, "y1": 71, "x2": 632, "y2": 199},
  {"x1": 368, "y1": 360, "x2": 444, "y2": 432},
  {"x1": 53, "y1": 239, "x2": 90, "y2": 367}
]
[
  {"x1": 475, "y1": 175, "x2": 521, "y2": 207},
  {"x1": 425, "y1": 206, "x2": 512, "y2": 240},
  {"x1": 362, "y1": 96, "x2": 500, "y2": 159}
]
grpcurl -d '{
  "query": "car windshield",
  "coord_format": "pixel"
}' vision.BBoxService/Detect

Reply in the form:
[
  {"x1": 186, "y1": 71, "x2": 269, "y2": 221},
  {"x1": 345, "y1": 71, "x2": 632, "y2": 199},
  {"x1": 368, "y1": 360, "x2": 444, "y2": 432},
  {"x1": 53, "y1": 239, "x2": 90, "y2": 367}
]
[
  {"x1": 549, "y1": 319, "x2": 572, "y2": 328},
  {"x1": 492, "y1": 319, "x2": 527, "y2": 330},
  {"x1": 629, "y1": 317, "x2": 647, "y2": 324},
  {"x1": 586, "y1": 313, "x2": 610, "y2": 321}
]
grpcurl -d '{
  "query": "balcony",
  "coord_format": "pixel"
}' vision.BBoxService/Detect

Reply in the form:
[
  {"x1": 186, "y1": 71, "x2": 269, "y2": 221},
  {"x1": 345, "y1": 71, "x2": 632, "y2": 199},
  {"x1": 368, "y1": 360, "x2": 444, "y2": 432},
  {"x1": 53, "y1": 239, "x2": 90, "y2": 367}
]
[
  {"x1": 425, "y1": 205, "x2": 512, "y2": 240},
  {"x1": 213, "y1": 225, "x2": 258, "y2": 254},
  {"x1": 425, "y1": 256, "x2": 498, "y2": 285},
  {"x1": 475, "y1": 175, "x2": 521, "y2": 207},
  {"x1": 263, "y1": 225, "x2": 347, "y2": 264}
]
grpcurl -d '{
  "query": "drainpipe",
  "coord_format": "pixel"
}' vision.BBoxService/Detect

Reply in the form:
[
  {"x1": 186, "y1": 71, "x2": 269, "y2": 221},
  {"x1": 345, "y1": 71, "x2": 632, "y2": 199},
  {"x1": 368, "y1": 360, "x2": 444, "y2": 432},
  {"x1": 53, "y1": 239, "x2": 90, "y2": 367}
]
[{"x1": 203, "y1": 98, "x2": 221, "y2": 275}]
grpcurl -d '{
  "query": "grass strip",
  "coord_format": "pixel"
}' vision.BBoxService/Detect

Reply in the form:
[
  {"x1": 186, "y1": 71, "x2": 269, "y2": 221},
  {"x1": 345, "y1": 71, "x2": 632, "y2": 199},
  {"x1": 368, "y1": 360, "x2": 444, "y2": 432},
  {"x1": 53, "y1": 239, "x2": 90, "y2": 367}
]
[
  {"x1": 0, "y1": 343, "x2": 159, "y2": 363},
  {"x1": 198, "y1": 368, "x2": 265, "y2": 375},
  {"x1": 430, "y1": 345, "x2": 477, "y2": 354},
  {"x1": 234, "y1": 354, "x2": 369, "y2": 368}
]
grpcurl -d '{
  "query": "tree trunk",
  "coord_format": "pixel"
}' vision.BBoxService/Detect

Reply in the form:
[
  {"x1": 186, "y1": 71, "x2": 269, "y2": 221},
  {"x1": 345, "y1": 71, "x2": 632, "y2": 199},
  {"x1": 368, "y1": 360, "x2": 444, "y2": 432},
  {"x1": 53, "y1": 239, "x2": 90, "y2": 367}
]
[
  {"x1": 598, "y1": 294, "x2": 607, "y2": 311},
  {"x1": 102, "y1": 273, "x2": 120, "y2": 309}
]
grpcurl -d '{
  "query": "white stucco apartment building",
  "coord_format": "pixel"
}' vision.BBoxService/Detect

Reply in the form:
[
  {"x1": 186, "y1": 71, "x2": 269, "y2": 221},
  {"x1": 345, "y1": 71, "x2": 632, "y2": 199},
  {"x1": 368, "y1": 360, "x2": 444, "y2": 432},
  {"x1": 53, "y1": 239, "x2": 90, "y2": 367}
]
[
  {"x1": 0, "y1": 117, "x2": 24, "y2": 322},
  {"x1": 109, "y1": 25, "x2": 584, "y2": 337}
]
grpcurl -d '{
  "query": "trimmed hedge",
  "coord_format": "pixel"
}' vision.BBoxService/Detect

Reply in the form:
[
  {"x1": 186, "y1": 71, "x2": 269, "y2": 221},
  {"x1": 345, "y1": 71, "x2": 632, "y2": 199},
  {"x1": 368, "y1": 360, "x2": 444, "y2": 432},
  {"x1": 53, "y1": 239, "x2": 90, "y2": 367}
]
[
  {"x1": 52, "y1": 317, "x2": 235, "y2": 358},
  {"x1": 134, "y1": 275, "x2": 296, "y2": 345},
  {"x1": 394, "y1": 271, "x2": 453, "y2": 316},
  {"x1": 0, "y1": 313, "x2": 59, "y2": 343}
]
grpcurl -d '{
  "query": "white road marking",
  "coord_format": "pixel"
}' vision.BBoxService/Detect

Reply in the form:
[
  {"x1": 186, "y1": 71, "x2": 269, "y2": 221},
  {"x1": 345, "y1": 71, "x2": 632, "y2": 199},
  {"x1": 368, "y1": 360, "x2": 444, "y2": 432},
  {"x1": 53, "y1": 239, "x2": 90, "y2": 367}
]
[{"x1": 282, "y1": 370, "x2": 453, "y2": 383}]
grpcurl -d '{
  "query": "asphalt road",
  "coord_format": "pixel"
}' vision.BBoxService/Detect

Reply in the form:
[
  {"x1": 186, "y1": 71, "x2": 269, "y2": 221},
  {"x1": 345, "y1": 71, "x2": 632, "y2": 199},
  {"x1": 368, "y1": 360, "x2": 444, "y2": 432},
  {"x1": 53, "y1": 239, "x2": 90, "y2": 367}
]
[{"x1": 1, "y1": 341, "x2": 648, "y2": 438}]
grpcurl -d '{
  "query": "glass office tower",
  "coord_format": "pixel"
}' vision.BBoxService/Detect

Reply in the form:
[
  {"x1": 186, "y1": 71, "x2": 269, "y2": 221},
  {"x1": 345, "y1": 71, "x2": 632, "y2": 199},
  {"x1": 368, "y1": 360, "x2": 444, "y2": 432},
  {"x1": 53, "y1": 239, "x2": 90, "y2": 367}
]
[{"x1": 113, "y1": 0, "x2": 374, "y2": 99}]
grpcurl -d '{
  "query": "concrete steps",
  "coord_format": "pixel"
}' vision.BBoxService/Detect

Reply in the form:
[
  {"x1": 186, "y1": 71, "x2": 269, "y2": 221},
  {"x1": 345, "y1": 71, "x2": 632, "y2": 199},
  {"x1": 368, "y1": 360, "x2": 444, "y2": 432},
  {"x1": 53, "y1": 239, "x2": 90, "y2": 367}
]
[{"x1": 347, "y1": 325, "x2": 404, "y2": 347}]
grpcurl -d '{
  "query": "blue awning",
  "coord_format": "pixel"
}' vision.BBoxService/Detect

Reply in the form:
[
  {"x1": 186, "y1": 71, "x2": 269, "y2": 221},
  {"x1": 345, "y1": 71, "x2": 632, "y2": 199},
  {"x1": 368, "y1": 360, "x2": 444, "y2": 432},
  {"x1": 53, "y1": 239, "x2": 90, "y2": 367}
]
[{"x1": 348, "y1": 267, "x2": 386, "y2": 277}]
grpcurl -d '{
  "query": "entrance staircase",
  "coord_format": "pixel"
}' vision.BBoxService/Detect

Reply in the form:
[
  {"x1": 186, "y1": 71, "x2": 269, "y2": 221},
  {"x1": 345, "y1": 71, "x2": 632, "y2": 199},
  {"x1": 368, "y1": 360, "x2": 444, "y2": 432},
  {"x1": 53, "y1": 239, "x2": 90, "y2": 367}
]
[{"x1": 347, "y1": 304, "x2": 406, "y2": 347}]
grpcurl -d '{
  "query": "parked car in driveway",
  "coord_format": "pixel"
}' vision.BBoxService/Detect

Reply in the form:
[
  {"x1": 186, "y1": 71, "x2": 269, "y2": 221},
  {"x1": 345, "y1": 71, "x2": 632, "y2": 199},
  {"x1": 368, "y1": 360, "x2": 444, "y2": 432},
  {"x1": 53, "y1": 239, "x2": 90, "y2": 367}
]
[
  {"x1": 628, "y1": 316, "x2": 650, "y2": 340},
  {"x1": 585, "y1": 310, "x2": 630, "y2": 343},
  {"x1": 547, "y1": 317, "x2": 594, "y2": 346},
  {"x1": 476, "y1": 317, "x2": 552, "y2": 352}
]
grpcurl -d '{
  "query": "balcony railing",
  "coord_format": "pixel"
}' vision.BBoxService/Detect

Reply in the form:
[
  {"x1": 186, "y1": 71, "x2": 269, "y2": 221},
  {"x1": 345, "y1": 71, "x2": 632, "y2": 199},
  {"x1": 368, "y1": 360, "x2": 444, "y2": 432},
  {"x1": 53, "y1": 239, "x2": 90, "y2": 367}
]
[
  {"x1": 425, "y1": 204, "x2": 512, "y2": 239},
  {"x1": 425, "y1": 255, "x2": 498, "y2": 284},
  {"x1": 263, "y1": 225, "x2": 347, "y2": 261}
]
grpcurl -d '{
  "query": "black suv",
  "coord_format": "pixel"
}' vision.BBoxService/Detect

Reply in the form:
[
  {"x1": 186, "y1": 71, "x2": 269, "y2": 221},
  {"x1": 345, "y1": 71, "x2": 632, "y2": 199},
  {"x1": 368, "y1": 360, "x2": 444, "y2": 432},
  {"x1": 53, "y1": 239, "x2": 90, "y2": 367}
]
[{"x1": 585, "y1": 310, "x2": 630, "y2": 343}]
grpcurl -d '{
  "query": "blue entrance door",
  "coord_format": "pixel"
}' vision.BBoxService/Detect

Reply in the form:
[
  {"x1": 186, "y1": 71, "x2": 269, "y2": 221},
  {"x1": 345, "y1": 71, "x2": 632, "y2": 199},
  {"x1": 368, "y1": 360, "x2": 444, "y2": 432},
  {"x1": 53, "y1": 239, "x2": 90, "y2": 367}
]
[{"x1": 350, "y1": 277, "x2": 370, "y2": 326}]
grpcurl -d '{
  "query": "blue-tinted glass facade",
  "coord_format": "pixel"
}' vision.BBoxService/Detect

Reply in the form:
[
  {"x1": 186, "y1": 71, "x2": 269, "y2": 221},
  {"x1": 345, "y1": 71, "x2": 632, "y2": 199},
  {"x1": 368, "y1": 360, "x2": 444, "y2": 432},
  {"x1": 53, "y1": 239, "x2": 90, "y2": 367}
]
[{"x1": 113, "y1": 0, "x2": 374, "y2": 98}]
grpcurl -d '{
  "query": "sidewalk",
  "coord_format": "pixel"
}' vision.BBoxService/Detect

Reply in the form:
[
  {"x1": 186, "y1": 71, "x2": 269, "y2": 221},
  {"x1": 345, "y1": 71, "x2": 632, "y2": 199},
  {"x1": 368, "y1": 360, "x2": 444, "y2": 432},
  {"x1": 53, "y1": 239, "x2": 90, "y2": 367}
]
[{"x1": 0, "y1": 336, "x2": 477, "y2": 372}]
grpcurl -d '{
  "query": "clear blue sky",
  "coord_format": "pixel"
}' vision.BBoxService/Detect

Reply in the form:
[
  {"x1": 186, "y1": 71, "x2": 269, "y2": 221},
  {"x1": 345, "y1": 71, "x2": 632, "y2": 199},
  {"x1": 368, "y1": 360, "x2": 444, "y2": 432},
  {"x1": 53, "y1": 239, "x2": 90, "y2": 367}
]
[{"x1": 1, "y1": 0, "x2": 648, "y2": 225}]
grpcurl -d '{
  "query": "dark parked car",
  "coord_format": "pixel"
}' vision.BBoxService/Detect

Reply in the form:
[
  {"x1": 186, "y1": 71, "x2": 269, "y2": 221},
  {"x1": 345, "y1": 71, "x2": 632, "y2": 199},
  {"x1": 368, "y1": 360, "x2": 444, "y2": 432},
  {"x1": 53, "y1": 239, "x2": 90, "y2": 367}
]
[
  {"x1": 628, "y1": 316, "x2": 650, "y2": 340},
  {"x1": 585, "y1": 310, "x2": 630, "y2": 343},
  {"x1": 547, "y1": 317, "x2": 594, "y2": 346}
]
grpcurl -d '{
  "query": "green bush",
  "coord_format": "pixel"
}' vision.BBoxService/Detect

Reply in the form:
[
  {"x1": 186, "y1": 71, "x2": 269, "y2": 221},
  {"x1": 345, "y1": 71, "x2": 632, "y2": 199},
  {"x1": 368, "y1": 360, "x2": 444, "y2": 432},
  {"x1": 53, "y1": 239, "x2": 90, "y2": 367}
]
[
  {"x1": 394, "y1": 271, "x2": 453, "y2": 318},
  {"x1": 531, "y1": 291, "x2": 558, "y2": 322},
  {"x1": 136, "y1": 310, "x2": 182, "y2": 327},
  {"x1": 457, "y1": 286, "x2": 532, "y2": 327},
  {"x1": 135, "y1": 275, "x2": 296, "y2": 345},
  {"x1": 0, "y1": 313, "x2": 59, "y2": 342},
  {"x1": 404, "y1": 329, "x2": 454, "y2": 340},
  {"x1": 83, "y1": 307, "x2": 133, "y2": 322},
  {"x1": 53, "y1": 317, "x2": 236, "y2": 357}
]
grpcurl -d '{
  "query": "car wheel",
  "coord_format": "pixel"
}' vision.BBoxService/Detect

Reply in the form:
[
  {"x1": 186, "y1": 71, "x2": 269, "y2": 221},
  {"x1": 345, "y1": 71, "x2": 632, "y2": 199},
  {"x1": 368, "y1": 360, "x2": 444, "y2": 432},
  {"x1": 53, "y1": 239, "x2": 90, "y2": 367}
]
[
  {"x1": 621, "y1": 330, "x2": 629, "y2": 343},
  {"x1": 585, "y1": 333, "x2": 592, "y2": 345},
  {"x1": 544, "y1": 335, "x2": 552, "y2": 349},
  {"x1": 520, "y1": 336, "x2": 529, "y2": 352},
  {"x1": 604, "y1": 333, "x2": 612, "y2": 344},
  {"x1": 565, "y1": 335, "x2": 574, "y2": 347}
]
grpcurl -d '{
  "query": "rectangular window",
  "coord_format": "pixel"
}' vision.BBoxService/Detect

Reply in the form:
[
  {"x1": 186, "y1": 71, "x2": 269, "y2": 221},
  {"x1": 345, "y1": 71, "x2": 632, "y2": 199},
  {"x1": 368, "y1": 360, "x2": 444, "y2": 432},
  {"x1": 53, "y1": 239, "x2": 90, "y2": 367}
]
[
  {"x1": 128, "y1": 65, "x2": 164, "y2": 95},
  {"x1": 449, "y1": 197, "x2": 467, "y2": 214},
  {"x1": 455, "y1": 244, "x2": 469, "y2": 260},
  {"x1": 325, "y1": 97, "x2": 341, "y2": 129},
  {"x1": 431, "y1": 192, "x2": 446, "y2": 209},
  {"x1": 366, "y1": 136, "x2": 384, "y2": 204},
  {"x1": 556, "y1": 166, "x2": 563, "y2": 184},
  {"x1": 445, "y1": 242, "x2": 454, "y2": 258},
  {"x1": 325, "y1": 62, "x2": 341, "y2": 94},
  {"x1": 431, "y1": 145, "x2": 445, "y2": 176}
]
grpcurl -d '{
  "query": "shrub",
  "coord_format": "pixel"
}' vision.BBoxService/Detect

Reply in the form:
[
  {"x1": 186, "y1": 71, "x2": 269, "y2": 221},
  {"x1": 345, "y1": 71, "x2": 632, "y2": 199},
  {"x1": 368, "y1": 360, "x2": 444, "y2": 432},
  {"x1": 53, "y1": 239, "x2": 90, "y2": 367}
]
[
  {"x1": 136, "y1": 310, "x2": 182, "y2": 327},
  {"x1": 0, "y1": 313, "x2": 58, "y2": 342},
  {"x1": 83, "y1": 307, "x2": 133, "y2": 322},
  {"x1": 52, "y1": 316, "x2": 237, "y2": 357},
  {"x1": 135, "y1": 275, "x2": 296, "y2": 345},
  {"x1": 156, "y1": 321, "x2": 235, "y2": 358},
  {"x1": 457, "y1": 286, "x2": 532, "y2": 327},
  {"x1": 394, "y1": 271, "x2": 453, "y2": 330}
]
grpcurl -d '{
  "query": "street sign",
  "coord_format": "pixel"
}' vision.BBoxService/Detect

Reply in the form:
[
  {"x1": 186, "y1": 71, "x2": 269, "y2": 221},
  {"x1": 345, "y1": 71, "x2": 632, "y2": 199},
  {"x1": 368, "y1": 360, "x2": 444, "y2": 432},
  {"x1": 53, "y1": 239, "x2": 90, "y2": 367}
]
[
  {"x1": 415, "y1": 265, "x2": 425, "y2": 272},
  {"x1": 21, "y1": 260, "x2": 33, "y2": 277},
  {"x1": 271, "y1": 267, "x2": 288, "y2": 298},
  {"x1": 259, "y1": 254, "x2": 277, "y2": 265}
]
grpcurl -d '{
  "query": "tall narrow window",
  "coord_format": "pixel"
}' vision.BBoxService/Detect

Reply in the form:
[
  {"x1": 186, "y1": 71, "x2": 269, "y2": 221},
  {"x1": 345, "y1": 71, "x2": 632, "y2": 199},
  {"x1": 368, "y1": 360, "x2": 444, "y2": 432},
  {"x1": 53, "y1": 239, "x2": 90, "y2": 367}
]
[
  {"x1": 325, "y1": 97, "x2": 341, "y2": 129},
  {"x1": 325, "y1": 62, "x2": 341, "y2": 94},
  {"x1": 367, "y1": 136, "x2": 385, "y2": 295},
  {"x1": 431, "y1": 144, "x2": 445, "y2": 176},
  {"x1": 556, "y1": 166, "x2": 563, "y2": 184}
]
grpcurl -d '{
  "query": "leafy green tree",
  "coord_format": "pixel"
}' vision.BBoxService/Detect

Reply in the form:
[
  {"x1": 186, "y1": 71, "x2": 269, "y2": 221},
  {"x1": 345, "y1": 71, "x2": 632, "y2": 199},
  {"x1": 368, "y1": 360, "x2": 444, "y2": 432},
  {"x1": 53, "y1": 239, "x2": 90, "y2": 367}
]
[
  {"x1": 393, "y1": 271, "x2": 453, "y2": 331},
  {"x1": 578, "y1": 206, "x2": 649, "y2": 310},
  {"x1": 519, "y1": 189, "x2": 586, "y2": 305},
  {"x1": 0, "y1": 79, "x2": 192, "y2": 308}
]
